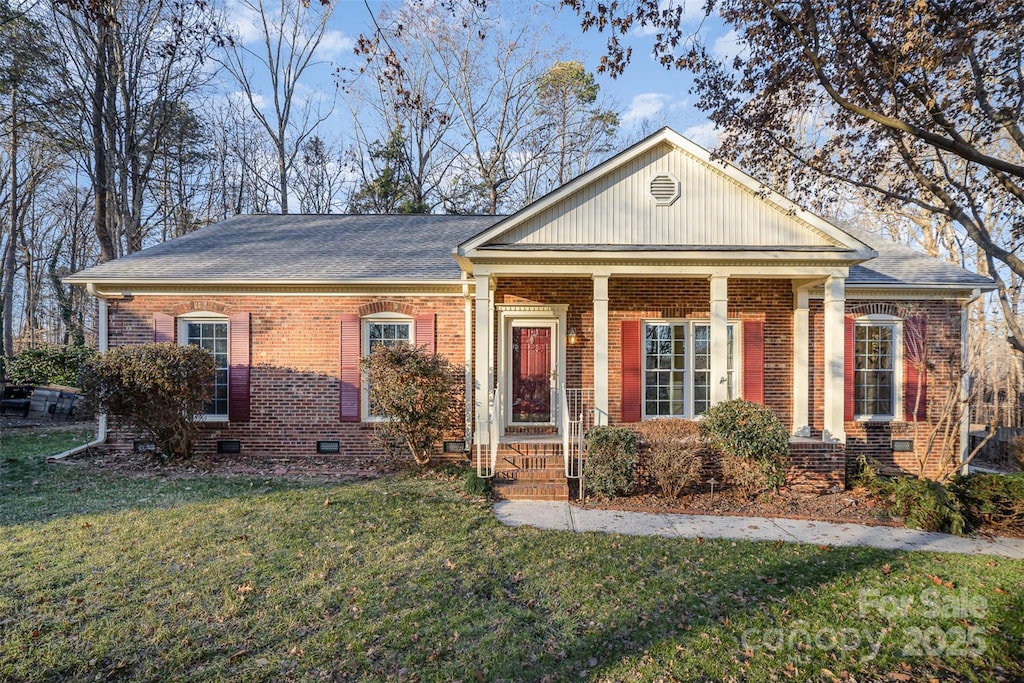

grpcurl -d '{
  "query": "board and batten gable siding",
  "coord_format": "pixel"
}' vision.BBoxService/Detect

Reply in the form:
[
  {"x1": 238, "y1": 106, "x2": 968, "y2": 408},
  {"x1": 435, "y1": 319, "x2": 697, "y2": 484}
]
[{"x1": 493, "y1": 143, "x2": 839, "y2": 248}]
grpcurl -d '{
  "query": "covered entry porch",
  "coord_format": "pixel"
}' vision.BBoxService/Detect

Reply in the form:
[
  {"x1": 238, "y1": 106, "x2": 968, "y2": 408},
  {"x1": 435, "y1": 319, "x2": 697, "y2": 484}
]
[{"x1": 467, "y1": 271, "x2": 854, "y2": 500}]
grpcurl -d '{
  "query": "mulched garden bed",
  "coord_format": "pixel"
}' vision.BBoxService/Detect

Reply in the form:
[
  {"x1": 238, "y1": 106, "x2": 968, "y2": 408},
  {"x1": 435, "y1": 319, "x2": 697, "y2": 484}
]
[{"x1": 577, "y1": 481, "x2": 900, "y2": 527}]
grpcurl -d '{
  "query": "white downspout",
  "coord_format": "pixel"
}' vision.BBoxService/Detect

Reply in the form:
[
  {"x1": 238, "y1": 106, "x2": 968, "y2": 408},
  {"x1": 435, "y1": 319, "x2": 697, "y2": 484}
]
[
  {"x1": 463, "y1": 274, "x2": 473, "y2": 451},
  {"x1": 960, "y1": 288, "x2": 982, "y2": 476},
  {"x1": 48, "y1": 285, "x2": 108, "y2": 462}
]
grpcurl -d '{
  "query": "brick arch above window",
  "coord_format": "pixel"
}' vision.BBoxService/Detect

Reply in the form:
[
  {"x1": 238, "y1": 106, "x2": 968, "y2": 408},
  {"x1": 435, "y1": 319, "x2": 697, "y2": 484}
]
[
  {"x1": 168, "y1": 300, "x2": 234, "y2": 316},
  {"x1": 846, "y1": 302, "x2": 915, "y2": 319},
  {"x1": 357, "y1": 300, "x2": 416, "y2": 317}
]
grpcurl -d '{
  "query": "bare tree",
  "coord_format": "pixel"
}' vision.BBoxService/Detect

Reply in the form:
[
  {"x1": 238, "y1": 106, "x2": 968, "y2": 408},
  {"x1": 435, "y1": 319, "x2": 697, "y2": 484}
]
[
  {"x1": 219, "y1": 0, "x2": 335, "y2": 214},
  {"x1": 293, "y1": 135, "x2": 347, "y2": 213},
  {"x1": 52, "y1": 0, "x2": 224, "y2": 260},
  {"x1": 350, "y1": 2, "x2": 460, "y2": 213}
]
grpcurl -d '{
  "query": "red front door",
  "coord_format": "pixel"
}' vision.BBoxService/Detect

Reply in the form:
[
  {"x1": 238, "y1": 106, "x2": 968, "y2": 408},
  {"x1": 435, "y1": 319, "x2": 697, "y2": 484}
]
[{"x1": 511, "y1": 326, "x2": 552, "y2": 423}]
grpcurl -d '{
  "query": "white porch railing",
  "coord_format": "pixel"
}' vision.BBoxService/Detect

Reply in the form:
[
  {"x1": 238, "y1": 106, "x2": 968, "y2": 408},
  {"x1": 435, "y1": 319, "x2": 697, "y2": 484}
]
[
  {"x1": 561, "y1": 387, "x2": 593, "y2": 483},
  {"x1": 475, "y1": 389, "x2": 499, "y2": 478}
]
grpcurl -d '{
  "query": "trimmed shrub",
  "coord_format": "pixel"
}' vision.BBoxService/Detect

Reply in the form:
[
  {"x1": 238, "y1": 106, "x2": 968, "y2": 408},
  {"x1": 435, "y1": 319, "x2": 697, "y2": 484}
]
[
  {"x1": 634, "y1": 419, "x2": 706, "y2": 497},
  {"x1": 7, "y1": 345, "x2": 97, "y2": 387},
  {"x1": 79, "y1": 343, "x2": 217, "y2": 461},
  {"x1": 701, "y1": 399, "x2": 790, "y2": 497},
  {"x1": 890, "y1": 476, "x2": 967, "y2": 534},
  {"x1": 951, "y1": 473, "x2": 1024, "y2": 535},
  {"x1": 584, "y1": 426, "x2": 638, "y2": 497},
  {"x1": 362, "y1": 343, "x2": 462, "y2": 465},
  {"x1": 463, "y1": 469, "x2": 492, "y2": 498}
]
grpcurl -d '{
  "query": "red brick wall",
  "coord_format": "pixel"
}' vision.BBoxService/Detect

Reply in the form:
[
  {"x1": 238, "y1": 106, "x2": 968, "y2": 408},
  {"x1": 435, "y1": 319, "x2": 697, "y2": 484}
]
[
  {"x1": 104, "y1": 294, "x2": 468, "y2": 459},
  {"x1": 808, "y1": 299, "x2": 964, "y2": 479},
  {"x1": 608, "y1": 278, "x2": 793, "y2": 427}
]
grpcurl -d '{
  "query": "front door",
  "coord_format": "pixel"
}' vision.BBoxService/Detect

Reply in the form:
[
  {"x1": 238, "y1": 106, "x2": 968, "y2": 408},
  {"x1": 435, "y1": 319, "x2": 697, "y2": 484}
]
[{"x1": 510, "y1": 324, "x2": 554, "y2": 424}]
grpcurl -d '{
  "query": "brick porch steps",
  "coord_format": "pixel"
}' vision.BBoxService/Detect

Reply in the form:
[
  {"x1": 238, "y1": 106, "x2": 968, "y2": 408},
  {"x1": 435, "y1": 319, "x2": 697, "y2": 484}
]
[
  {"x1": 488, "y1": 440, "x2": 570, "y2": 501},
  {"x1": 492, "y1": 481, "x2": 569, "y2": 501}
]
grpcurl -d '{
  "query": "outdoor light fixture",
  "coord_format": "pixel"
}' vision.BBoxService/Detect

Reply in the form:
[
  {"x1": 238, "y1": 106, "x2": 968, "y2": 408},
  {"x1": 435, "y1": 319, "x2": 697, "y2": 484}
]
[{"x1": 566, "y1": 327, "x2": 579, "y2": 346}]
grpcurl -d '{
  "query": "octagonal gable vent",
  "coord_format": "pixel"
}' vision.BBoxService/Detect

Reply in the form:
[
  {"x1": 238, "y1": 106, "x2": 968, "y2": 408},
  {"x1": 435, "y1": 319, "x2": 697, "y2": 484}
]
[{"x1": 650, "y1": 173, "x2": 680, "y2": 206}]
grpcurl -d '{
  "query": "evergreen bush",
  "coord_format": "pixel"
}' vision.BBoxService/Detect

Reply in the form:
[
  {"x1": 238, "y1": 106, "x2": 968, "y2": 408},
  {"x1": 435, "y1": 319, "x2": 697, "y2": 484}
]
[
  {"x1": 584, "y1": 426, "x2": 638, "y2": 497},
  {"x1": 951, "y1": 473, "x2": 1024, "y2": 535},
  {"x1": 890, "y1": 476, "x2": 967, "y2": 534},
  {"x1": 80, "y1": 343, "x2": 217, "y2": 461},
  {"x1": 362, "y1": 344, "x2": 462, "y2": 465},
  {"x1": 7, "y1": 345, "x2": 97, "y2": 387},
  {"x1": 701, "y1": 399, "x2": 790, "y2": 497}
]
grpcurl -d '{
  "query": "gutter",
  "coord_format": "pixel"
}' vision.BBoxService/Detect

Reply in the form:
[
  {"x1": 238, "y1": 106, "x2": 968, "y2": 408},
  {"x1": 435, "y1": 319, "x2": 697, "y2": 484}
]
[{"x1": 48, "y1": 290, "x2": 108, "y2": 462}]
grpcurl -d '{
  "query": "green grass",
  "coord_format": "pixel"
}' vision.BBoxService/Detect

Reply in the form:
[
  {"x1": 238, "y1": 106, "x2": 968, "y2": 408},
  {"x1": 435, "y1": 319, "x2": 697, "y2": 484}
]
[{"x1": 1, "y1": 429, "x2": 1022, "y2": 682}]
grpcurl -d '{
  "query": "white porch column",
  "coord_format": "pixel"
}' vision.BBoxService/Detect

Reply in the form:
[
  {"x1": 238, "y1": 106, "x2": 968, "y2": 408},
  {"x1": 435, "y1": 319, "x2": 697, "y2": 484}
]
[
  {"x1": 710, "y1": 274, "x2": 730, "y2": 405},
  {"x1": 792, "y1": 283, "x2": 811, "y2": 436},
  {"x1": 592, "y1": 273, "x2": 610, "y2": 425},
  {"x1": 473, "y1": 273, "x2": 493, "y2": 442},
  {"x1": 823, "y1": 275, "x2": 846, "y2": 443}
]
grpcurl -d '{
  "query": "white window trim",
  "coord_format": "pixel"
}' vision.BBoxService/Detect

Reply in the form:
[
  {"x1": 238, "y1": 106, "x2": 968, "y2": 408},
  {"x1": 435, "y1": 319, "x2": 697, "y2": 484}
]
[
  {"x1": 853, "y1": 315, "x2": 903, "y2": 422},
  {"x1": 177, "y1": 312, "x2": 230, "y2": 423},
  {"x1": 361, "y1": 313, "x2": 414, "y2": 422},
  {"x1": 641, "y1": 319, "x2": 741, "y2": 420}
]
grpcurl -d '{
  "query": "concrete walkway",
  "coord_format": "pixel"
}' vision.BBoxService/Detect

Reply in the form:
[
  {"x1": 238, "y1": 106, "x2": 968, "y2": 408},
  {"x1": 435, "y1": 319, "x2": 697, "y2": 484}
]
[{"x1": 493, "y1": 501, "x2": 1024, "y2": 559}]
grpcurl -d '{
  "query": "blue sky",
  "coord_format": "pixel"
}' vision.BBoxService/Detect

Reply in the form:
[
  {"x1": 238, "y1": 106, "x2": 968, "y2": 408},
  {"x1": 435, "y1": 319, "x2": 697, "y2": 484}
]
[{"x1": 222, "y1": 0, "x2": 736, "y2": 150}]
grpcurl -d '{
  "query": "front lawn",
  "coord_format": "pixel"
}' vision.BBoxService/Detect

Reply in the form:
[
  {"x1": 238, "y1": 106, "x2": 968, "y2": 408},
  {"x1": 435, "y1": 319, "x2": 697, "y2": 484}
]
[{"x1": 1, "y1": 431, "x2": 1022, "y2": 682}]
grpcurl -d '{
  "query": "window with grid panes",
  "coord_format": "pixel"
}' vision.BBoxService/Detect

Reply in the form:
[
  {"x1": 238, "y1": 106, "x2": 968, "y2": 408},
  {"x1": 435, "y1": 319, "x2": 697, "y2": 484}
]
[
  {"x1": 643, "y1": 321, "x2": 736, "y2": 418},
  {"x1": 854, "y1": 322, "x2": 896, "y2": 417},
  {"x1": 185, "y1": 320, "x2": 229, "y2": 417}
]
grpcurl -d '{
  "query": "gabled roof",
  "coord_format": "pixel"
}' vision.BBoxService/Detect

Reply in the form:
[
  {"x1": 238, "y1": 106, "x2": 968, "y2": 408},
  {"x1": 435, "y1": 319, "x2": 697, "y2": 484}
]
[
  {"x1": 66, "y1": 214, "x2": 500, "y2": 286},
  {"x1": 65, "y1": 130, "x2": 993, "y2": 295},
  {"x1": 456, "y1": 127, "x2": 875, "y2": 263}
]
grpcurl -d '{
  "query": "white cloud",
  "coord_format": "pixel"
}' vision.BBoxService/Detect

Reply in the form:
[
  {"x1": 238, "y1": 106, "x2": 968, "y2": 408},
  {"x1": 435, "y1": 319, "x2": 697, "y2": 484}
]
[
  {"x1": 622, "y1": 92, "x2": 669, "y2": 127},
  {"x1": 223, "y1": 0, "x2": 265, "y2": 45},
  {"x1": 683, "y1": 121, "x2": 720, "y2": 150},
  {"x1": 316, "y1": 30, "x2": 355, "y2": 61},
  {"x1": 711, "y1": 28, "x2": 745, "y2": 64}
]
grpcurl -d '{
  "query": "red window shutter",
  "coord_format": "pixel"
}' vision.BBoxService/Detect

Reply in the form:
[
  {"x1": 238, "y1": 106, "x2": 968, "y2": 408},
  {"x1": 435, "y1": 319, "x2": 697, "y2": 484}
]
[
  {"x1": 153, "y1": 312, "x2": 174, "y2": 343},
  {"x1": 904, "y1": 317, "x2": 927, "y2": 421},
  {"x1": 742, "y1": 320, "x2": 764, "y2": 404},
  {"x1": 228, "y1": 312, "x2": 251, "y2": 423},
  {"x1": 415, "y1": 313, "x2": 436, "y2": 355},
  {"x1": 621, "y1": 320, "x2": 642, "y2": 423},
  {"x1": 844, "y1": 316, "x2": 856, "y2": 422},
  {"x1": 339, "y1": 314, "x2": 361, "y2": 422}
]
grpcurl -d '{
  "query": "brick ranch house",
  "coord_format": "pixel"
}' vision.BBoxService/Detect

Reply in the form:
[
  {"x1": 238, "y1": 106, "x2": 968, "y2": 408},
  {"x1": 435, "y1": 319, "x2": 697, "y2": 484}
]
[{"x1": 67, "y1": 128, "x2": 993, "y2": 499}]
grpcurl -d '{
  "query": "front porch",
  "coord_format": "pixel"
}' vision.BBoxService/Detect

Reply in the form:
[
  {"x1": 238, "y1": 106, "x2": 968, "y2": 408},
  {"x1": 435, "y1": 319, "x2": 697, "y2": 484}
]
[{"x1": 473, "y1": 384, "x2": 848, "y2": 500}]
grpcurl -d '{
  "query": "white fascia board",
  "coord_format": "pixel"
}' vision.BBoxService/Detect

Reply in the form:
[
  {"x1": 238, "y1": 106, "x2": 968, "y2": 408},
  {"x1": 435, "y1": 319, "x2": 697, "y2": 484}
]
[
  {"x1": 818, "y1": 286, "x2": 990, "y2": 300},
  {"x1": 477, "y1": 262, "x2": 850, "y2": 278},
  {"x1": 67, "y1": 277, "x2": 465, "y2": 287},
  {"x1": 75, "y1": 278, "x2": 468, "y2": 297},
  {"x1": 469, "y1": 247, "x2": 863, "y2": 261}
]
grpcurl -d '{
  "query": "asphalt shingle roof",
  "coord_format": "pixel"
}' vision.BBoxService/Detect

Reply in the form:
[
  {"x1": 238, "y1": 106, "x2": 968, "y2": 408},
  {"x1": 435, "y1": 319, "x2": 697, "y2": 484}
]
[
  {"x1": 844, "y1": 226, "x2": 994, "y2": 289},
  {"x1": 67, "y1": 213, "x2": 993, "y2": 291},
  {"x1": 67, "y1": 214, "x2": 501, "y2": 283}
]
